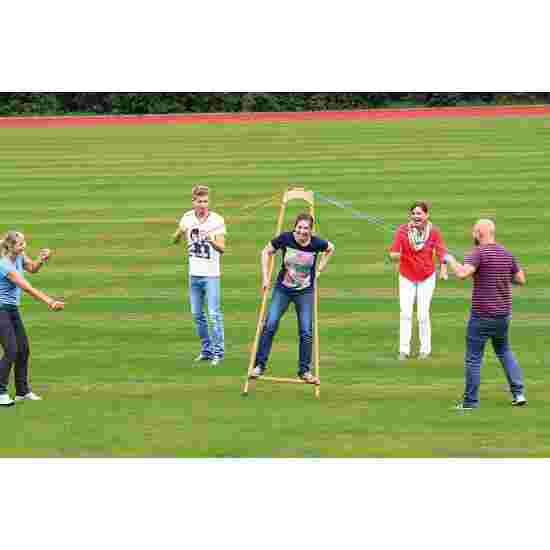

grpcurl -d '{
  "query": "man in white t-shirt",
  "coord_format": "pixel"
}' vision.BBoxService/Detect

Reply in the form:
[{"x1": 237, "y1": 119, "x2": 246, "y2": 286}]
[{"x1": 172, "y1": 185, "x2": 226, "y2": 366}]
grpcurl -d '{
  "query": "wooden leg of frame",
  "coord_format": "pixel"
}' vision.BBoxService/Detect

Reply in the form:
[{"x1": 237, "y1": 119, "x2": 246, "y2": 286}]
[
  {"x1": 242, "y1": 193, "x2": 287, "y2": 396},
  {"x1": 311, "y1": 205, "x2": 321, "y2": 399}
]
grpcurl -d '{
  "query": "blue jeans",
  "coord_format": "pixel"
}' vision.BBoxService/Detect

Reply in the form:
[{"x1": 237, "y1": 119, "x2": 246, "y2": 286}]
[
  {"x1": 463, "y1": 313, "x2": 524, "y2": 407},
  {"x1": 189, "y1": 276, "x2": 224, "y2": 359},
  {"x1": 255, "y1": 285, "x2": 314, "y2": 376}
]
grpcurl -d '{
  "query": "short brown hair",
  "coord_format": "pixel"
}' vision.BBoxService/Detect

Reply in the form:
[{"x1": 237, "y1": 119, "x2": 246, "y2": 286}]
[
  {"x1": 192, "y1": 185, "x2": 209, "y2": 199},
  {"x1": 409, "y1": 201, "x2": 430, "y2": 214},
  {"x1": 294, "y1": 213, "x2": 314, "y2": 230}
]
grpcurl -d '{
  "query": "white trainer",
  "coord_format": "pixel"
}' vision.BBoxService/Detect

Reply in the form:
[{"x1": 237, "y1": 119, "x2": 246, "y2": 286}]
[
  {"x1": 0, "y1": 393, "x2": 15, "y2": 407},
  {"x1": 249, "y1": 366, "x2": 264, "y2": 379},
  {"x1": 512, "y1": 394, "x2": 527, "y2": 407},
  {"x1": 15, "y1": 392, "x2": 43, "y2": 402}
]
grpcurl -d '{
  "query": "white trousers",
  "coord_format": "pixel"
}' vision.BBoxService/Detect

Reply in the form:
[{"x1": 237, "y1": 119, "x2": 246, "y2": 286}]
[{"x1": 399, "y1": 273, "x2": 436, "y2": 355}]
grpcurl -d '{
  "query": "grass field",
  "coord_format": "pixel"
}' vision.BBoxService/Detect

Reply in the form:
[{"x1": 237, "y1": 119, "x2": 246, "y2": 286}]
[{"x1": 1, "y1": 114, "x2": 549, "y2": 457}]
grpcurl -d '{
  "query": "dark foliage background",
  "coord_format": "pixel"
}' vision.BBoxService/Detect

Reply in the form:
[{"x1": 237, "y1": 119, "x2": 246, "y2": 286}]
[{"x1": 1, "y1": 93, "x2": 549, "y2": 116}]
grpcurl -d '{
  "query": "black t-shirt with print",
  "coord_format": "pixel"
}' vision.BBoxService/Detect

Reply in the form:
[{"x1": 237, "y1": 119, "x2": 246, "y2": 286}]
[{"x1": 271, "y1": 232, "x2": 329, "y2": 293}]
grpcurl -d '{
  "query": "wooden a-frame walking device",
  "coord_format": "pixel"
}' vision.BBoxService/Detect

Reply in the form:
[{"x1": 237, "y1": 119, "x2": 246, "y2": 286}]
[{"x1": 242, "y1": 188, "x2": 321, "y2": 399}]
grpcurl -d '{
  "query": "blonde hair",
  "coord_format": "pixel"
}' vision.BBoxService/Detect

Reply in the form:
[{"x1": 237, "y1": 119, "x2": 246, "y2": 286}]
[
  {"x1": 0, "y1": 230, "x2": 23, "y2": 258},
  {"x1": 192, "y1": 185, "x2": 209, "y2": 199}
]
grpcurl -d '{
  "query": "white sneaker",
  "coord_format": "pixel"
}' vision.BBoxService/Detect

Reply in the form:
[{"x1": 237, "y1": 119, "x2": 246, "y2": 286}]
[
  {"x1": 194, "y1": 353, "x2": 212, "y2": 362},
  {"x1": 454, "y1": 401, "x2": 476, "y2": 411},
  {"x1": 249, "y1": 366, "x2": 265, "y2": 379},
  {"x1": 15, "y1": 392, "x2": 43, "y2": 402},
  {"x1": 512, "y1": 394, "x2": 527, "y2": 407},
  {"x1": 0, "y1": 393, "x2": 15, "y2": 407}
]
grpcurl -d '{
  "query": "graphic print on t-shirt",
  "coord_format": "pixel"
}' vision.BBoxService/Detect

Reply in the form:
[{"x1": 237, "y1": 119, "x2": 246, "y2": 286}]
[
  {"x1": 188, "y1": 228, "x2": 211, "y2": 260},
  {"x1": 180, "y1": 210, "x2": 226, "y2": 277},
  {"x1": 282, "y1": 248, "x2": 315, "y2": 290}
]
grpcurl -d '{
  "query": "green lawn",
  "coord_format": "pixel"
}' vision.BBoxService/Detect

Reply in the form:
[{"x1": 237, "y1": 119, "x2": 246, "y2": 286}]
[{"x1": 1, "y1": 116, "x2": 549, "y2": 457}]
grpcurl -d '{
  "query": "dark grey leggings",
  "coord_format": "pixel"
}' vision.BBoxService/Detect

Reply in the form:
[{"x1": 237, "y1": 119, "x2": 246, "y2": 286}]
[{"x1": 0, "y1": 309, "x2": 30, "y2": 396}]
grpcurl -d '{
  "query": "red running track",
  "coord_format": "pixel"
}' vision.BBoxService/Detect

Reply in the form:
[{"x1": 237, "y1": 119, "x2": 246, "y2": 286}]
[{"x1": 1, "y1": 105, "x2": 550, "y2": 128}]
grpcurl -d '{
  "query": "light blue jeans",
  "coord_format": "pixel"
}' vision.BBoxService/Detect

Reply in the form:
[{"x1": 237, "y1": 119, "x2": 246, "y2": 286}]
[{"x1": 189, "y1": 276, "x2": 224, "y2": 359}]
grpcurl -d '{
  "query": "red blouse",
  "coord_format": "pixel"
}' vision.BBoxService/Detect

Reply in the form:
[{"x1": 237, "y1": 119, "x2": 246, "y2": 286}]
[{"x1": 390, "y1": 224, "x2": 447, "y2": 283}]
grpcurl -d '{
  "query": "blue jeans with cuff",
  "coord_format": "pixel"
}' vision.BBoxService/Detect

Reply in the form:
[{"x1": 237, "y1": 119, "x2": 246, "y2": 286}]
[
  {"x1": 189, "y1": 276, "x2": 224, "y2": 359},
  {"x1": 255, "y1": 285, "x2": 314, "y2": 376},
  {"x1": 463, "y1": 313, "x2": 524, "y2": 407}
]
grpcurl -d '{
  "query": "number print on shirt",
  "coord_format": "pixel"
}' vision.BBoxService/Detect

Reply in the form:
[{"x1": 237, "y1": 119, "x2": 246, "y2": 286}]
[{"x1": 188, "y1": 228, "x2": 211, "y2": 260}]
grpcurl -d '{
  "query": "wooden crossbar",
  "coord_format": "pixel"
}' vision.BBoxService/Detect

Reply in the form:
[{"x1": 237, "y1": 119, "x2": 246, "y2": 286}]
[
  {"x1": 255, "y1": 376, "x2": 319, "y2": 385},
  {"x1": 284, "y1": 187, "x2": 314, "y2": 205}
]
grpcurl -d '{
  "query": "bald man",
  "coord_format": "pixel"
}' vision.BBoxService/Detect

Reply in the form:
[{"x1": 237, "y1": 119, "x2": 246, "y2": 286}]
[{"x1": 445, "y1": 220, "x2": 527, "y2": 409}]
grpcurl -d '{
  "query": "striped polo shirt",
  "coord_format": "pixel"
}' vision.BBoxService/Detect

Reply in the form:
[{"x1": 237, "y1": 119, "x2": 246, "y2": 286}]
[{"x1": 464, "y1": 244, "x2": 520, "y2": 317}]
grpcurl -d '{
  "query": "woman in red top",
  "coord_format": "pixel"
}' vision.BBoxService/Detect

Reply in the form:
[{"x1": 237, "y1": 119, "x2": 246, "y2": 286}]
[{"x1": 389, "y1": 201, "x2": 448, "y2": 360}]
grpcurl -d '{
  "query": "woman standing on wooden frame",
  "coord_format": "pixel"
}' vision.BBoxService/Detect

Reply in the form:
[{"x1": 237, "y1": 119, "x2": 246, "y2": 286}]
[{"x1": 249, "y1": 213, "x2": 335, "y2": 384}]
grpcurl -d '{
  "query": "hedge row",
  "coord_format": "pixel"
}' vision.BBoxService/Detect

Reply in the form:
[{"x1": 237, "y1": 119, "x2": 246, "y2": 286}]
[{"x1": 1, "y1": 93, "x2": 549, "y2": 116}]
